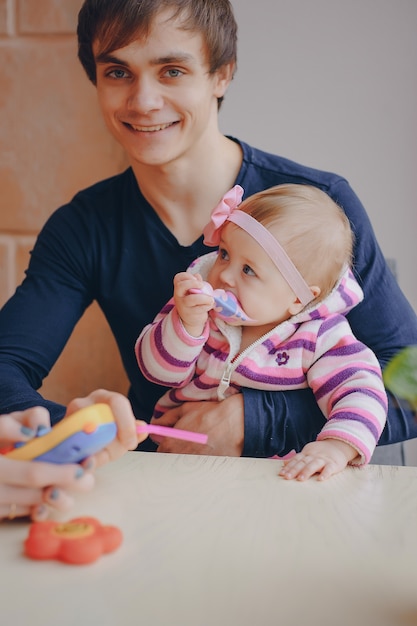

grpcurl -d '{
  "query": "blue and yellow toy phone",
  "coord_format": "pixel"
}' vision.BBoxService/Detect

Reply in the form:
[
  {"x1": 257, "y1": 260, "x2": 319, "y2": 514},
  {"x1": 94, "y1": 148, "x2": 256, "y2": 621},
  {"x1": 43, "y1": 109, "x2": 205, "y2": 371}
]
[
  {"x1": 5, "y1": 404, "x2": 117, "y2": 464},
  {"x1": 4, "y1": 403, "x2": 208, "y2": 464}
]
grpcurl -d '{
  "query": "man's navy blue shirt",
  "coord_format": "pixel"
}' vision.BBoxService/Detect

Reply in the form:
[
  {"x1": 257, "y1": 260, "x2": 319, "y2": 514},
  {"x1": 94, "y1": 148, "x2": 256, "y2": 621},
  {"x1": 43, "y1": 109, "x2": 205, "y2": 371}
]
[{"x1": 1, "y1": 138, "x2": 416, "y2": 455}]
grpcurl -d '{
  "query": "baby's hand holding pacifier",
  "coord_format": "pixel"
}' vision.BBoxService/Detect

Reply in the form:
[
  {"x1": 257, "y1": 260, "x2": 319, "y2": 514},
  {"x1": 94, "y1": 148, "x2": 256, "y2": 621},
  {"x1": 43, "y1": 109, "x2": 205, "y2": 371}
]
[
  {"x1": 173, "y1": 272, "x2": 204, "y2": 298},
  {"x1": 173, "y1": 273, "x2": 213, "y2": 337}
]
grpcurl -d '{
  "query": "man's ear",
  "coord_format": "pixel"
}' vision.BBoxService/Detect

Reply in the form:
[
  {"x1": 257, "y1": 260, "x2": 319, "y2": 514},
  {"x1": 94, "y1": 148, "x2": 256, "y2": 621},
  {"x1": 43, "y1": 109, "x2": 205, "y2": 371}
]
[
  {"x1": 213, "y1": 62, "x2": 236, "y2": 98},
  {"x1": 288, "y1": 285, "x2": 321, "y2": 315}
]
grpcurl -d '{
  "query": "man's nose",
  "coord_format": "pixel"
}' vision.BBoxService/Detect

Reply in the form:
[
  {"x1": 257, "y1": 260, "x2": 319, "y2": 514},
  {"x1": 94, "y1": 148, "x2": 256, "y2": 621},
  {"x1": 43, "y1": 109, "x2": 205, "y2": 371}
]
[{"x1": 127, "y1": 77, "x2": 163, "y2": 114}]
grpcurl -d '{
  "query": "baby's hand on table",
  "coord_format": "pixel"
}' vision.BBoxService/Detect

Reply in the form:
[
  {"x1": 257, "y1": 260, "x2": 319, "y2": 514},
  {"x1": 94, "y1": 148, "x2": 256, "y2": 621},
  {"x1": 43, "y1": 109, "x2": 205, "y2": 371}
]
[{"x1": 279, "y1": 439, "x2": 359, "y2": 481}]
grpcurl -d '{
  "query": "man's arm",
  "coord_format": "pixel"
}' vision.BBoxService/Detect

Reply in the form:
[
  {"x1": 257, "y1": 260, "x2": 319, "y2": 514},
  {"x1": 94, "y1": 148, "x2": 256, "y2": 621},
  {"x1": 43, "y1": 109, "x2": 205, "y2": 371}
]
[
  {"x1": 242, "y1": 387, "x2": 327, "y2": 457},
  {"x1": 0, "y1": 207, "x2": 91, "y2": 423}
]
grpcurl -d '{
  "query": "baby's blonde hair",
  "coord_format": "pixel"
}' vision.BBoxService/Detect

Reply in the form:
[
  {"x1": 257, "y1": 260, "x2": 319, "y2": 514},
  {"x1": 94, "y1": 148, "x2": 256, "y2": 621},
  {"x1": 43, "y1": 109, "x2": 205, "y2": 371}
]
[{"x1": 238, "y1": 184, "x2": 354, "y2": 301}]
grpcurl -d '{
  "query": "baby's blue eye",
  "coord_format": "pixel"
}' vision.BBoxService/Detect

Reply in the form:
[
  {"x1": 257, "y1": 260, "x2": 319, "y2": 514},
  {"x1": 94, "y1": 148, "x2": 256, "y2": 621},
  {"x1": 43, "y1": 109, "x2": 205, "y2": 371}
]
[
  {"x1": 243, "y1": 264, "x2": 255, "y2": 276},
  {"x1": 219, "y1": 248, "x2": 229, "y2": 261}
]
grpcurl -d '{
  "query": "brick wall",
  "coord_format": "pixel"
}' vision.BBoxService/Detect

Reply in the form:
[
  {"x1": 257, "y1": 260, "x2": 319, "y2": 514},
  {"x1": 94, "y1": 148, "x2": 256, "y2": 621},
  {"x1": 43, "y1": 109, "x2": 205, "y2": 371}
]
[{"x1": 0, "y1": 0, "x2": 130, "y2": 405}]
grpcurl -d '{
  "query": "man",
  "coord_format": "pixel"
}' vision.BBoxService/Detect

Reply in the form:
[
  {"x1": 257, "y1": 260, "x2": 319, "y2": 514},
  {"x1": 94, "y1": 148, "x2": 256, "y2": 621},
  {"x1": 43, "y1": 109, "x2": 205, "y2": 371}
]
[{"x1": 1, "y1": 0, "x2": 416, "y2": 469}]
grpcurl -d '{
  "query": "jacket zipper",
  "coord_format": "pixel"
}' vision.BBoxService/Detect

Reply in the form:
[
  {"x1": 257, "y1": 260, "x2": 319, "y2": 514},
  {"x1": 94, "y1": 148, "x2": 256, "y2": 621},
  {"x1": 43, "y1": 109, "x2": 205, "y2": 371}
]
[{"x1": 217, "y1": 330, "x2": 275, "y2": 400}]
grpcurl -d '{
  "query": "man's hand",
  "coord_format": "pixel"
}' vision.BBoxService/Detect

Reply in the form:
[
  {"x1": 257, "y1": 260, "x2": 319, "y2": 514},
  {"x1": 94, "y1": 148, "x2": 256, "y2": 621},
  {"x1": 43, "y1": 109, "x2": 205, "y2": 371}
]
[{"x1": 151, "y1": 394, "x2": 245, "y2": 456}]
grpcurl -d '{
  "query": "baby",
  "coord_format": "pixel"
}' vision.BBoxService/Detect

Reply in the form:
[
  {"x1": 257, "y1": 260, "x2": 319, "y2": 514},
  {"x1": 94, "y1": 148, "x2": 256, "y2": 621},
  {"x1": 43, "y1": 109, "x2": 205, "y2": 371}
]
[{"x1": 136, "y1": 184, "x2": 387, "y2": 480}]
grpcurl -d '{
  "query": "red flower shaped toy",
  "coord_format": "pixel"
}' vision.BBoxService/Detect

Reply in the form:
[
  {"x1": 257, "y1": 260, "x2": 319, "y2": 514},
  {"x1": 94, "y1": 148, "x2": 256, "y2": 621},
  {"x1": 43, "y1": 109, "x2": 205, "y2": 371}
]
[{"x1": 24, "y1": 517, "x2": 123, "y2": 565}]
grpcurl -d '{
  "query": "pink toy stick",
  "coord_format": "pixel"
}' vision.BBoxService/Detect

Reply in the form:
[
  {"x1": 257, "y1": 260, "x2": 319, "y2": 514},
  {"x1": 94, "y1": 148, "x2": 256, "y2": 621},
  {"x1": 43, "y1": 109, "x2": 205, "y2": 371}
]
[{"x1": 136, "y1": 423, "x2": 208, "y2": 445}]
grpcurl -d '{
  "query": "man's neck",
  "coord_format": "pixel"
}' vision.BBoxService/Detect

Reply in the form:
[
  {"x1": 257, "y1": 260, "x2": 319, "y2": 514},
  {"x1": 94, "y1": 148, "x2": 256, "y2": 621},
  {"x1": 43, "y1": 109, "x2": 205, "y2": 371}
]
[{"x1": 130, "y1": 134, "x2": 242, "y2": 246}]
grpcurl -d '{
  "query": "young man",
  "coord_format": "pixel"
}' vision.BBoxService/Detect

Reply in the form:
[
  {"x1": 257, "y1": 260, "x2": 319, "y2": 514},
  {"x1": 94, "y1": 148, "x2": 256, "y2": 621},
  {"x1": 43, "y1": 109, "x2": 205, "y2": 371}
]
[{"x1": 0, "y1": 0, "x2": 416, "y2": 477}]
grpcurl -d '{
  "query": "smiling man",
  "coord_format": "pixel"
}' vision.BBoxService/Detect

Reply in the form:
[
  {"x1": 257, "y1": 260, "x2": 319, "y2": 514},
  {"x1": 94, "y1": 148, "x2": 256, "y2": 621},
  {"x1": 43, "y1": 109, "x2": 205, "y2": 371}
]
[
  {"x1": 90, "y1": 9, "x2": 240, "y2": 244},
  {"x1": 1, "y1": 0, "x2": 417, "y2": 466}
]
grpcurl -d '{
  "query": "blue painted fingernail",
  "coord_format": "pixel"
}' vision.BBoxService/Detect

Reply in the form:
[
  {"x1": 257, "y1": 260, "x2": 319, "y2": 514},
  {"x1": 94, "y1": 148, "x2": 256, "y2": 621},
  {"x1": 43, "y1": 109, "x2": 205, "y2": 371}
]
[
  {"x1": 49, "y1": 488, "x2": 60, "y2": 501},
  {"x1": 36, "y1": 425, "x2": 51, "y2": 436},
  {"x1": 34, "y1": 504, "x2": 48, "y2": 520},
  {"x1": 75, "y1": 467, "x2": 84, "y2": 479},
  {"x1": 20, "y1": 426, "x2": 35, "y2": 437}
]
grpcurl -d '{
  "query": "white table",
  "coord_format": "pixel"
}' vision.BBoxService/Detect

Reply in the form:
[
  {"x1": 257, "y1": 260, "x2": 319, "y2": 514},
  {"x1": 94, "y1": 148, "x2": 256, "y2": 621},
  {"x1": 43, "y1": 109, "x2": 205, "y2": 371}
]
[{"x1": 2, "y1": 452, "x2": 417, "y2": 626}]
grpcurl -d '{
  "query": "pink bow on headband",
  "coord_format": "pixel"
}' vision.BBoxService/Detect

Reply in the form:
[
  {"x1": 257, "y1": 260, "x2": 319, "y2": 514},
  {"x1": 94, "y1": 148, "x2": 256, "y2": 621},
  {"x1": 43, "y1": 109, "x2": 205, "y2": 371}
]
[
  {"x1": 203, "y1": 185, "x2": 244, "y2": 246},
  {"x1": 201, "y1": 183, "x2": 314, "y2": 306}
]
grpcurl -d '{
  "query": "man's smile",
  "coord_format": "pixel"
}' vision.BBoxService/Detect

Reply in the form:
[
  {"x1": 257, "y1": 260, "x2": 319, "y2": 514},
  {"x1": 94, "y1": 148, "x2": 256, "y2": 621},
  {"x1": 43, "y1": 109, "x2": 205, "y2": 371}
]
[{"x1": 126, "y1": 121, "x2": 179, "y2": 132}]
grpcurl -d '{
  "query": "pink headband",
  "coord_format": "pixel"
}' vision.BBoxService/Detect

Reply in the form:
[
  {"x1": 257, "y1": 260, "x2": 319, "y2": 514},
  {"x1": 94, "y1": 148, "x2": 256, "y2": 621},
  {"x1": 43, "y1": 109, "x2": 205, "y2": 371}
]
[{"x1": 203, "y1": 185, "x2": 314, "y2": 306}]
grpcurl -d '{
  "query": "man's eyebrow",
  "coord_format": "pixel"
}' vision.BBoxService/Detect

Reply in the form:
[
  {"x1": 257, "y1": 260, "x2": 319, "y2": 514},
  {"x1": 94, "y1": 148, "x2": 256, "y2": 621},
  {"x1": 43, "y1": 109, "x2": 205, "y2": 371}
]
[
  {"x1": 150, "y1": 53, "x2": 196, "y2": 65},
  {"x1": 95, "y1": 51, "x2": 196, "y2": 66},
  {"x1": 95, "y1": 52, "x2": 125, "y2": 66}
]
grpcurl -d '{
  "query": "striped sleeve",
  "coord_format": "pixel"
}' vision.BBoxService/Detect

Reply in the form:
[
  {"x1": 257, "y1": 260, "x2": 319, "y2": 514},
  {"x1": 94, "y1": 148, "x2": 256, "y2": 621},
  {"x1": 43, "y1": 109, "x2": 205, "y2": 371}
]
[
  {"x1": 135, "y1": 300, "x2": 209, "y2": 387},
  {"x1": 307, "y1": 315, "x2": 388, "y2": 465}
]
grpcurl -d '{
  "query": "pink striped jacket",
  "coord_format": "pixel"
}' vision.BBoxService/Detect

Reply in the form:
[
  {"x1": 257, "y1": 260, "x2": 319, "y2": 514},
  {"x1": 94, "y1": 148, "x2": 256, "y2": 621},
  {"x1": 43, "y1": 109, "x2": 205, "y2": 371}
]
[{"x1": 136, "y1": 253, "x2": 388, "y2": 464}]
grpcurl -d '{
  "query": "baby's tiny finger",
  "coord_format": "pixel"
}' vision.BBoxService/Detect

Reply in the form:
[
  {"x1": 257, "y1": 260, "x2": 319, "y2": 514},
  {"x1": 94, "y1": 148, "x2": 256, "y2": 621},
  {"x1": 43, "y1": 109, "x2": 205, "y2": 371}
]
[
  {"x1": 279, "y1": 454, "x2": 307, "y2": 479},
  {"x1": 296, "y1": 457, "x2": 327, "y2": 481}
]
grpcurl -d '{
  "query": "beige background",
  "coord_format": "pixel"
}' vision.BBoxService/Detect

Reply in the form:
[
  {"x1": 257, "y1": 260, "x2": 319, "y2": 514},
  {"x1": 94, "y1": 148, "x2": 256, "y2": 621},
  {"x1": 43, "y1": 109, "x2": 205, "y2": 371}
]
[{"x1": 0, "y1": 1, "x2": 416, "y2": 458}]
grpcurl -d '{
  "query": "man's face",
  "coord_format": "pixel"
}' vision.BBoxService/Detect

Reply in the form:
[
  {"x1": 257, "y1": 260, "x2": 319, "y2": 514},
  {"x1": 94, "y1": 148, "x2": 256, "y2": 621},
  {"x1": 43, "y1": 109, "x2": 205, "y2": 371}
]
[{"x1": 93, "y1": 10, "x2": 232, "y2": 169}]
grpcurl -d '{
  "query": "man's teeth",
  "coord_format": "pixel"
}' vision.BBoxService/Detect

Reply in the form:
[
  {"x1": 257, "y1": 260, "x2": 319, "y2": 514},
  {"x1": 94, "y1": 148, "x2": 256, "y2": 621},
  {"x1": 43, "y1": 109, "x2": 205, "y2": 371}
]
[{"x1": 130, "y1": 122, "x2": 172, "y2": 132}]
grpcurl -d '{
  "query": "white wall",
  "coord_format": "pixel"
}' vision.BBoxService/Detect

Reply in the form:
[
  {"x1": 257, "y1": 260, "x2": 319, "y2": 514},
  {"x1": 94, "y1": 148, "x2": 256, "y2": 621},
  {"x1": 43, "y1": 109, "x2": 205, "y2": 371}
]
[{"x1": 220, "y1": 0, "x2": 417, "y2": 312}]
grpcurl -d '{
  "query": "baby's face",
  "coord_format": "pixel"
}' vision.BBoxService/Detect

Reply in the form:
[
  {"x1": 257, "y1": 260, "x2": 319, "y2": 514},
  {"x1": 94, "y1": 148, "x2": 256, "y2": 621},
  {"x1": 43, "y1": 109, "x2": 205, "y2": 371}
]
[{"x1": 207, "y1": 223, "x2": 298, "y2": 333}]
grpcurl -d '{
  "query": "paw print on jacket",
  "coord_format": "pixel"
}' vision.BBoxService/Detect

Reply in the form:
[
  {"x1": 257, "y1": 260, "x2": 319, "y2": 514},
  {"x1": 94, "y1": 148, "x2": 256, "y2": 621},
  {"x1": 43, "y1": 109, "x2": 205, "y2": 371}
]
[{"x1": 275, "y1": 351, "x2": 289, "y2": 366}]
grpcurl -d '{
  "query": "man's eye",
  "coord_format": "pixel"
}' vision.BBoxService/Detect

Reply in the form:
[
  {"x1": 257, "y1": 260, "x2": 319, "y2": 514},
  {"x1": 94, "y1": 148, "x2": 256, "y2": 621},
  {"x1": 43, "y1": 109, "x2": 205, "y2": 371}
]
[
  {"x1": 243, "y1": 264, "x2": 255, "y2": 276},
  {"x1": 165, "y1": 68, "x2": 183, "y2": 78},
  {"x1": 108, "y1": 68, "x2": 128, "y2": 79}
]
